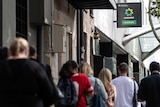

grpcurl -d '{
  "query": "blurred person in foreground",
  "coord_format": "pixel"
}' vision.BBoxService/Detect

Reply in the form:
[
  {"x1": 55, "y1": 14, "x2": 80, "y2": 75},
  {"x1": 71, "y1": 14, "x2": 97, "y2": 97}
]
[
  {"x1": 29, "y1": 45, "x2": 57, "y2": 107},
  {"x1": 78, "y1": 62, "x2": 108, "y2": 107},
  {"x1": 0, "y1": 37, "x2": 53, "y2": 107}
]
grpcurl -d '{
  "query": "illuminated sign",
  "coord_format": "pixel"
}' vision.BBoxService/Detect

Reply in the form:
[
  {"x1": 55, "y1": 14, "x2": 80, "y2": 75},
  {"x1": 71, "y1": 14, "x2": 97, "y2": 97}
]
[{"x1": 117, "y1": 3, "x2": 142, "y2": 28}]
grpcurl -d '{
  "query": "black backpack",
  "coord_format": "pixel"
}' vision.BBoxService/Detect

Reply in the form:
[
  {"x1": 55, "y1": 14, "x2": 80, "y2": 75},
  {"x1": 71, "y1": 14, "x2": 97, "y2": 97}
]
[{"x1": 56, "y1": 77, "x2": 78, "y2": 107}]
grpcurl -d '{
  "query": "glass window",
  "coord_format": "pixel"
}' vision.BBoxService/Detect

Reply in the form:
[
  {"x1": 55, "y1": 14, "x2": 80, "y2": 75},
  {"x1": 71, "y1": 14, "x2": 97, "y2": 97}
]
[
  {"x1": 139, "y1": 29, "x2": 160, "y2": 52},
  {"x1": 16, "y1": 0, "x2": 27, "y2": 38}
]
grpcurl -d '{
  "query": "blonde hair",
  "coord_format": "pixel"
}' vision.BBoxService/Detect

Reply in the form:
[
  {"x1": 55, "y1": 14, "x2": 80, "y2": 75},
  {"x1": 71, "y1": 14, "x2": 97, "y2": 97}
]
[
  {"x1": 98, "y1": 68, "x2": 113, "y2": 92},
  {"x1": 78, "y1": 62, "x2": 94, "y2": 75},
  {"x1": 9, "y1": 37, "x2": 29, "y2": 57}
]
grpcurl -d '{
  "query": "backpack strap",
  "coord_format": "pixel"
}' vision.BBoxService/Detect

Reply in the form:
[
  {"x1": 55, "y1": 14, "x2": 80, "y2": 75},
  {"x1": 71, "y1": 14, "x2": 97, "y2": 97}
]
[{"x1": 94, "y1": 78, "x2": 99, "y2": 94}]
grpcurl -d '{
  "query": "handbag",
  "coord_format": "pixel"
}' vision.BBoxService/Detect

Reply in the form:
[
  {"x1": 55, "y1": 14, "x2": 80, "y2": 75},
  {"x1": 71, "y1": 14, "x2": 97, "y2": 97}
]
[
  {"x1": 132, "y1": 80, "x2": 137, "y2": 107},
  {"x1": 93, "y1": 79, "x2": 106, "y2": 107}
]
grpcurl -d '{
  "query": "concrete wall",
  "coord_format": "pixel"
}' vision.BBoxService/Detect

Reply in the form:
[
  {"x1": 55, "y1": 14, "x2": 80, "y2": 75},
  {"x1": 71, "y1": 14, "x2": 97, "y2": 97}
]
[
  {"x1": 54, "y1": 0, "x2": 76, "y2": 61},
  {"x1": 52, "y1": 0, "x2": 77, "y2": 81},
  {"x1": 94, "y1": 9, "x2": 127, "y2": 48},
  {"x1": 94, "y1": 10, "x2": 114, "y2": 40},
  {"x1": 53, "y1": 0, "x2": 95, "y2": 65},
  {"x1": 2, "y1": 0, "x2": 16, "y2": 47},
  {"x1": 83, "y1": 10, "x2": 94, "y2": 64}
]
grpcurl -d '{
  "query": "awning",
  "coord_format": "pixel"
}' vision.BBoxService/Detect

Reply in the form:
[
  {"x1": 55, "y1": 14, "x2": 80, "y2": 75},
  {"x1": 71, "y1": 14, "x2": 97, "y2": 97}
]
[{"x1": 68, "y1": 0, "x2": 116, "y2": 9}]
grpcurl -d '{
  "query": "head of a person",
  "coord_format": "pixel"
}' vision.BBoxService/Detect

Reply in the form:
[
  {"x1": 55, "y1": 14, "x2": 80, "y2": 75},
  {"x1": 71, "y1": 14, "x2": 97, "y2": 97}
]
[
  {"x1": 149, "y1": 61, "x2": 160, "y2": 72},
  {"x1": 29, "y1": 45, "x2": 37, "y2": 59},
  {"x1": 9, "y1": 37, "x2": 29, "y2": 58},
  {"x1": 78, "y1": 62, "x2": 94, "y2": 75},
  {"x1": 118, "y1": 62, "x2": 128, "y2": 75},
  {"x1": 99, "y1": 68, "x2": 112, "y2": 83},
  {"x1": 59, "y1": 60, "x2": 78, "y2": 78},
  {"x1": 0, "y1": 47, "x2": 8, "y2": 60}
]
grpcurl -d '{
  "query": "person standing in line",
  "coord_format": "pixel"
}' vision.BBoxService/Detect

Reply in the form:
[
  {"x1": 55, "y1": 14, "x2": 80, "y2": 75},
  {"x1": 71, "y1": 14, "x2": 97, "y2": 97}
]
[
  {"x1": 112, "y1": 62, "x2": 138, "y2": 107},
  {"x1": 138, "y1": 61, "x2": 160, "y2": 107},
  {"x1": 78, "y1": 62, "x2": 108, "y2": 107},
  {"x1": 0, "y1": 37, "x2": 53, "y2": 107},
  {"x1": 29, "y1": 45, "x2": 38, "y2": 60},
  {"x1": 98, "y1": 68, "x2": 116, "y2": 107},
  {"x1": 58, "y1": 60, "x2": 94, "y2": 107},
  {"x1": 29, "y1": 45, "x2": 56, "y2": 107}
]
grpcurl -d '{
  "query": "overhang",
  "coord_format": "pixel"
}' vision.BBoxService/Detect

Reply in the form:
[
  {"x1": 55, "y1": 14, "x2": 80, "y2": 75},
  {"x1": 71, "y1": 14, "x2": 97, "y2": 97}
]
[
  {"x1": 95, "y1": 27, "x2": 127, "y2": 55},
  {"x1": 122, "y1": 24, "x2": 160, "y2": 61},
  {"x1": 67, "y1": 0, "x2": 116, "y2": 9}
]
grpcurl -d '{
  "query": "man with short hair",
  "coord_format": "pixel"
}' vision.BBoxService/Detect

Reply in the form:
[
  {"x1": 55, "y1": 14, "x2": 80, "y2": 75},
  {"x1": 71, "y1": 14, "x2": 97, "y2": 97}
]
[
  {"x1": 138, "y1": 61, "x2": 160, "y2": 107},
  {"x1": 112, "y1": 62, "x2": 138, "y2": 107}
]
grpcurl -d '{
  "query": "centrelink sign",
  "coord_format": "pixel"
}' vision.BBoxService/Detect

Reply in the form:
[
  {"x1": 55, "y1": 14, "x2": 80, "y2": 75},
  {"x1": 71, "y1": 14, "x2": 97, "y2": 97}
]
[{"x1": 117, "y1": 3, "x2": 142, "y2": 28}]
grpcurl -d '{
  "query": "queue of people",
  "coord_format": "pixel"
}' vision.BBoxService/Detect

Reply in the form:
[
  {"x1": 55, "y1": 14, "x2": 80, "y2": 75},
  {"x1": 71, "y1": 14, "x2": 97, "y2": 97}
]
[{"x1": 0, "y1": 37, "x2": 160, "y2": 107}]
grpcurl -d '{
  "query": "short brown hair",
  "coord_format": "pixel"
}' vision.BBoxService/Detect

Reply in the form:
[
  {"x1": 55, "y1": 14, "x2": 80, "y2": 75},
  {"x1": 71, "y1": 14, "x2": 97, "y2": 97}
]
[{"x1": 118, "y1": 62, "x2": 128, "y2": 73}]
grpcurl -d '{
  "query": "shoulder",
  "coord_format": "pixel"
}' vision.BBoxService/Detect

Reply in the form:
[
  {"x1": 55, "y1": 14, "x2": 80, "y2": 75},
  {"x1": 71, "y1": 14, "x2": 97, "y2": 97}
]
[
  {"x1": 112, "y1": 77, "x2": 119, "y2": 83},
  {"x1": 73, "y1": 73, "x2": 88, "y2": 78},
  {"x1": 95, "y1": 78, "x2": 103, "y2": 84},
  {"x1": 24, "y1": 59, "x2": 46, "y2": 74},
  {"x1": 79, "y1": 73, "x2": 88, "y2": 77},
  {"x1": 26, "y1": 59, "x2": 44, "y2": 68},
  {"x1": 140, "y1": 76, "x2": 149, "y2": 84}
]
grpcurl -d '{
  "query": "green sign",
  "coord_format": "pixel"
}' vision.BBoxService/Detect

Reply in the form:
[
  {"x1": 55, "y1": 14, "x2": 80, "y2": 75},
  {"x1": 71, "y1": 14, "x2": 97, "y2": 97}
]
[
  {"x1": 117, "y1": 3, "x2": 142, "y2": 28},
  {"x1": 122, "y1": 20, "x2": 137, "y2": 25}
]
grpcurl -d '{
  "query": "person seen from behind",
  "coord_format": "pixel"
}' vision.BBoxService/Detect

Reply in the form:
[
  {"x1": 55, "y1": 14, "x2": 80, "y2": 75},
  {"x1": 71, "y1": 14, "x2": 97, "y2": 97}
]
[
  {"x1": 138, "y1": 61, "x2": 160, "y2": 107},
  {"x1": 0, "y1": 37, "x2": 53, "y2": 107},
  {"x1": 98, "y1": 68, "x2": 116, "y2": 107},
  {"x1": 29, "y1": 45, "x2": 57, "y2": 107},
  {"x1": 58, "y1": 60, "x2": 94, "y2": 107},
  {"x1": 78, "y1": 62, "x2": 108, "y2": 107},
  {"x1": 29, "y1": 45, "x2": 38, "y2": 60},
  {"x1": 112, "y1": 62, "x2": 138, "y2": 107}
]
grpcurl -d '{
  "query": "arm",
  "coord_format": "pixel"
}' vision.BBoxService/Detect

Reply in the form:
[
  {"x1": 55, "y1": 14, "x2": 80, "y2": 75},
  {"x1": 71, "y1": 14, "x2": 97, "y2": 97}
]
[
  {"x1": 137, "y1": 79, "x2": 146, "y2": 102},
  {"x1": 86, "y1": 90, "x2": 94, "y2": 97},
  {"x1": 34, "y1": 62, "x2": 53, "y2": 98},
  {"x1": 84, "y1": 75, "x2": 94, "y2": 98},
  {"x1": 112, "y1": 85, "x2": 116, "y2": 103}
]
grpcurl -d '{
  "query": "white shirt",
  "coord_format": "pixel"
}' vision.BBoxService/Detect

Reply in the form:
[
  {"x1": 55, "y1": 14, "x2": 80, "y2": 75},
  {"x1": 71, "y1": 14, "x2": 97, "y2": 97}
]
[{"x1": 112, "y1": 76, "x2": 138, "y2": 107}]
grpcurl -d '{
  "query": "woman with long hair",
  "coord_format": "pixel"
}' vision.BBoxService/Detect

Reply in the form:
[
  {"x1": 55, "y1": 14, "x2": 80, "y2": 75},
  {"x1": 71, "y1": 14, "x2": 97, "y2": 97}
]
[
  {"x1": 99, "y1": 68, "x2": 116, "y2": 107},
  {"x1": 79, "y1": 62, "x2": 108, "y2": 107}
]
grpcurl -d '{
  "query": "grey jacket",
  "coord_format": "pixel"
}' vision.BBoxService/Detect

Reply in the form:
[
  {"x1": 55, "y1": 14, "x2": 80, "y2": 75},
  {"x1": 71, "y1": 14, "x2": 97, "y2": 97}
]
[{"x1": 86, "y1": 75, "x2": 108, "y2": 107}]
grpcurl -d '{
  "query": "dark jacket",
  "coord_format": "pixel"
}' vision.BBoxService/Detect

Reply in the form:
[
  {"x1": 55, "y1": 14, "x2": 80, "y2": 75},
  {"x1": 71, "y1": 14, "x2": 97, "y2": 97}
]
[
  {"x1": 0, "y1": 59, "x2": 53, "y2": 107},
  {"x1": 138, "y1": 72, "x2": 160, "y2": 107}
]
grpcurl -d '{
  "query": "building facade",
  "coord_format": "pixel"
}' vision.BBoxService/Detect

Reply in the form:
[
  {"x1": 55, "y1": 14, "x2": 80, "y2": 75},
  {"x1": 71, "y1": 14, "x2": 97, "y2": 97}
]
[{"x1": 0, "y1": 0, "x2": 149, "y2": 83}]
